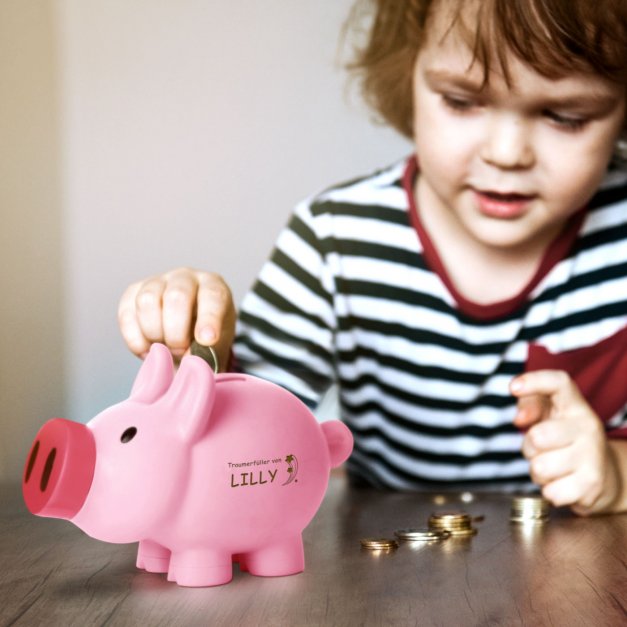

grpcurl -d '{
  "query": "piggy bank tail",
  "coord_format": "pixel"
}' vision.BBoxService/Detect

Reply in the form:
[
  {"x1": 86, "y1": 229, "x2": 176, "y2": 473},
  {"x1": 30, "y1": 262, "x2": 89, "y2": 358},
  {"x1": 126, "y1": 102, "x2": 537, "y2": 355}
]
[{"x1": 321, "y1": 421, "x2": 353, "y2": 468}]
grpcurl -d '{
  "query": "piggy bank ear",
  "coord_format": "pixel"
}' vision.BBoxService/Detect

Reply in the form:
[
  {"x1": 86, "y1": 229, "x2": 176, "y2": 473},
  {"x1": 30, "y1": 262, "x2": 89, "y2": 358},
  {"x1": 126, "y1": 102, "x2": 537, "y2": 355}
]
[
  {"x1": 321, "y1": 420, "x2": 353, "y2": 468},
  {"x1": 130, "y1": 343, "x2": 175, "y2": 403},
  {"x1": 164, "y1": 355, "x2": 216, "y2": 443}
]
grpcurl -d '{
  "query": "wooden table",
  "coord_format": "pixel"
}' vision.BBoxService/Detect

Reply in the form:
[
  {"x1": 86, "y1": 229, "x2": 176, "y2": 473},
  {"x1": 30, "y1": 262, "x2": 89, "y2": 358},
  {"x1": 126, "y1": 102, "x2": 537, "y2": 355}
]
[{"x1": 2, "y1": 474, "x2": 626, "y2": 626}]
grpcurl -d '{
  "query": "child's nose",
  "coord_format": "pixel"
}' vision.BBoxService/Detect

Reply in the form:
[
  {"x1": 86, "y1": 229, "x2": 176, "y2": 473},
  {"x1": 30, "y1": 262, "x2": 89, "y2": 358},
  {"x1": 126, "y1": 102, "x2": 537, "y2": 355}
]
[{"x1": 480, "y1": 114, "x2": 534, "y2": 170}]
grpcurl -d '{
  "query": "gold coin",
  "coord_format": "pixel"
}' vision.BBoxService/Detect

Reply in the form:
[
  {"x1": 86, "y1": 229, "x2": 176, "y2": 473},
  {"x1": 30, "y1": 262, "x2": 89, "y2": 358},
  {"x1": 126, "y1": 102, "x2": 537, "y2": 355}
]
[
  {"x1": 428, "y1": 521, "x2": 472, "y2": 530},
  {"x1": 446, "y1": 528, "x2": 478, "y2": 537},
  {"x1": 510, "y1": 515, "x2": 549, "y2": 525},
  {"x1": 190, "y1": 340, "x2": 220, "y2": 373},
  {"x1": 430, "y1": 510, "x2": 470, "y2": 518},
  {"x1": 394, "y1": 528, "x2": 451, "y2": 541},
  {"x1": 429, "y1": 520, "x2": 471, "y2": 529},
  {"x1": 511, "y1": 496, "x2": 549, "y2": 509},
  {"x1": 360, "y1": 538, "x2": 398, "y2": 550},
  {"x1": 428, "y1": 511, "x2": 477, "y2": 537},
  {"x1": 510, "y1": 495, "x2": 550, "y2": 523},
  {"x1": 510, "y1": 511, "x2": 548, "y2": 519},
  {"x1": 429, "y1": 512, "x2": 471, "y2": 524}
]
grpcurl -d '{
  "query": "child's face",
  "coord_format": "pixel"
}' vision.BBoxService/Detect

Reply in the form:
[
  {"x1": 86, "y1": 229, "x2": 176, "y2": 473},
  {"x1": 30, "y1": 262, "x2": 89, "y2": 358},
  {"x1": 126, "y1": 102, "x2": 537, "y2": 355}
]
[{"x1": 412, "y1": 5, "x2": 626, "y2": 251}]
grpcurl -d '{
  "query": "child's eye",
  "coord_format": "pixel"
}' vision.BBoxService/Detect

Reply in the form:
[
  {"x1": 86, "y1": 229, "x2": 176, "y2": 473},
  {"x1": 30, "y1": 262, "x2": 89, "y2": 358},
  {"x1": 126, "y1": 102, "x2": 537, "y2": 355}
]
[
  {"x1": 442, "y1": 95, "x2": 477, "y2": 112},
  {"x1": 544, "y1": 110, "x2": 588, "y2": 131}
]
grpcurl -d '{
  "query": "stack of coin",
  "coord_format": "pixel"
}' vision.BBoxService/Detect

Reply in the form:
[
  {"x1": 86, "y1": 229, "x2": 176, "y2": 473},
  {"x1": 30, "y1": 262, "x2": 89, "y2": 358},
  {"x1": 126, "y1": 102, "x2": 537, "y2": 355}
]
[
  {"x1": 394, "y1": 528, "x2": 450, "y2": 543},
  {"x1": 360, "y1": 537, "x2": 398, "y2": 551},
  {"x1": 428, "y1": 511, "x2": 478, "y2": 537},
  {"x1": 510, "y1": 496, "x2": 550, "y2": 524}
]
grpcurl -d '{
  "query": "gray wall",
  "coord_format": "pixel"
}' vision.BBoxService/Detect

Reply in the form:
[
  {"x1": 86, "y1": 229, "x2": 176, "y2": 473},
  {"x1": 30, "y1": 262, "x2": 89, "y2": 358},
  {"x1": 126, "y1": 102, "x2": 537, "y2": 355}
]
[
  {"x1": 1, "y1": 0, "x2": 409, "y2": 482},
  {"x1": 0, "y1": 1, "x2": 65, "y2": 482}
]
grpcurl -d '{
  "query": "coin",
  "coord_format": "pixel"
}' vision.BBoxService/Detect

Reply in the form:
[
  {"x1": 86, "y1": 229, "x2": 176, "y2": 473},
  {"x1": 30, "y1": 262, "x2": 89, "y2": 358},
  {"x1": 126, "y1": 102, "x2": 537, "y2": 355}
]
[
  {"x1": 394, "y1": 528, "x2": 450, "y2": 542},
  {"x1": 429, "y1": 513, "x2": 471, "y2": 528},
  {"x1": 429, "y1": 511, "x2": 471, "y2": 521},
  {"x1": 429, "y1": 521, "x2": 471, "y2": 529},
  {"x1": 190, "y1": 340, "x2": 219, "y2": 373},
  {"x1": 510, "y1": 495, "x2": 550, "y2": 524},
  {"x1": 443, "y1": 527, "x2": 478, "y2": 537},
  {"x1": 428, "y1": 511, "x2": 478, "y2": 536},
  {"x1": 360, "y1": 538, "x2": 398, "y2": 550}
]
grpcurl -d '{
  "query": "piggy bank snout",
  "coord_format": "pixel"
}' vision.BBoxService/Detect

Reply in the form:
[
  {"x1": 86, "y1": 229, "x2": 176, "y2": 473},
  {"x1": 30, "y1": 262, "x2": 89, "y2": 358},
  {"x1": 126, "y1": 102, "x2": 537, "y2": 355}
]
[{"x1": 22, "y1": 418, "x2": 96, "y2": 520}]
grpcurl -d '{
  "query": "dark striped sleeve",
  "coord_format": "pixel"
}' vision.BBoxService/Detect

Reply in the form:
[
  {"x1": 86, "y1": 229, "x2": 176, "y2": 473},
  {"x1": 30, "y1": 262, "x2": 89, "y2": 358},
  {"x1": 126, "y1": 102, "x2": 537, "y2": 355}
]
[{"x1": 234, "y1": 199, "x2": 337, "y2": 406}]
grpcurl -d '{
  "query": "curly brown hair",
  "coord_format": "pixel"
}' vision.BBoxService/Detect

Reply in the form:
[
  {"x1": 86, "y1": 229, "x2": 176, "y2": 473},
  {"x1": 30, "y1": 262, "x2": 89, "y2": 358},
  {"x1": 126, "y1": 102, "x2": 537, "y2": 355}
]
[{"x1": 345, "y1": 0, "x2": 627, "y2": 139}]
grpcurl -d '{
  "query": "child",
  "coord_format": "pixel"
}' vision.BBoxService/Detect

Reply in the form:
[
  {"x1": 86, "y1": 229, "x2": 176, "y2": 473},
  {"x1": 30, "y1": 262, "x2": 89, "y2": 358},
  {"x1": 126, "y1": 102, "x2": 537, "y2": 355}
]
[{"x1": 118, "y1": 0, "x2": 627, "y2": 515}]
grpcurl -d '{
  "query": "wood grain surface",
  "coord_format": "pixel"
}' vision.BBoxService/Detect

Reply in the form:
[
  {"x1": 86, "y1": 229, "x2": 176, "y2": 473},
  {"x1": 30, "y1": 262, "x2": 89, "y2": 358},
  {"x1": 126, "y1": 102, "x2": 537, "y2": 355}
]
[{"x1": 1, "y1": 475, "x2": 626, "y2": 626}]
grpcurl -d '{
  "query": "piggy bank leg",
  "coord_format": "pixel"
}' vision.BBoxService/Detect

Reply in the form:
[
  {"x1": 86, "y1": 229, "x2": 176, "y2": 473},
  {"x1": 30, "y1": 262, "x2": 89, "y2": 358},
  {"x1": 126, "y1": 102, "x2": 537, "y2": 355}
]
[
  {"x1": 136, "y1": 540, "x2": 171, "y2": 573},
  {"x1": 232, "y1": 553, "x2": 248, "y2": 572},
  {"x1": 244, "y1": 535, "x2": 305, "y2": 577},
  {"x1": 168, "y1": 549, "x2": 233, "y2": 587}
]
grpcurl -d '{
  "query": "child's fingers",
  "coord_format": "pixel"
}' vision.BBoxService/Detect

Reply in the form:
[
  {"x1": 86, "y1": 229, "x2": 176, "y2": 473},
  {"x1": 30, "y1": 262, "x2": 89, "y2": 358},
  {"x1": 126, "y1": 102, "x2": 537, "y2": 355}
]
[
  {"x1": 118, "y1": 281, "x2": 151, "y2": 357},
  {"x1": 541, "y1": 473, "x2": 582, "y2": 508},
  {"x1": 527, "y1": 446, "x2": 572, "y2": 485},
  {"x1": 134, "y1": 275, "x2": 167, "y2": 345},
  {"x1": 524, "y1": 423, "x2": 608, "y2": 510},
  {"x1": 522, "y1": 420, "x2": 574, "y2": 457},
  {"x1": 513, "y1": 394, "x2": 551, "y2": 428},
  {"x1": 194, "y1": 272, "x2": 235, "y2": 346},
  {"x1": 510, "y1": 370, "x2": 584, "y2": 412},
  {"x1": 512, "y1": 373, "x2": 610, "y2": 513},
  {"x1": 161, "y1": 269, "x2": 199, "y2": 357}
]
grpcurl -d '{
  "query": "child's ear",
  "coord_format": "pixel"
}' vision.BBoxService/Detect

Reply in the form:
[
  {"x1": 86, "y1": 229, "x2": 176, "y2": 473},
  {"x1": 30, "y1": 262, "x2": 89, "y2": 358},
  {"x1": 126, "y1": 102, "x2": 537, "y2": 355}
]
[
  {"x1": 129, "y1": 343, "x2": 175, "y2": 403},
  {"x1": 164, "y1": 355, "x2": 216, "y2": 443}
]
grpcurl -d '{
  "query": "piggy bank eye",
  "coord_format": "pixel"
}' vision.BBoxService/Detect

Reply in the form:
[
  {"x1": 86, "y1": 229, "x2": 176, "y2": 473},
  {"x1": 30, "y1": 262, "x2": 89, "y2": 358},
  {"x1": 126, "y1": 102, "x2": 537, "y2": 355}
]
[{"x1": 120, "y1": 427, "x2": 137, "y2": 443}]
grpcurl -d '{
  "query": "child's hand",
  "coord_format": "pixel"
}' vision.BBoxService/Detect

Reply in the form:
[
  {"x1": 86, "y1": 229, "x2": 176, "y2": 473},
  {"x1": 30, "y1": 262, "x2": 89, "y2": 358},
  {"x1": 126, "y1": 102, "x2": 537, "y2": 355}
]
[
  {"x1": 118, "y1": 267, "x2": 236, "y2": 369},
  {"x1": 510, "y1": 370, "x2": 621, "y2": 515}
]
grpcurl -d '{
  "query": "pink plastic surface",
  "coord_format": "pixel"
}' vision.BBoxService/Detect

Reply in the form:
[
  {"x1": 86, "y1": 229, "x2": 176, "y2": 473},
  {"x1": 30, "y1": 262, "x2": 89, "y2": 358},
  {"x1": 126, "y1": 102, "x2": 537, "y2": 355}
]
[
  {"x1": 22, "y1": 418, "x2": 96, "y2": 519},
  {"x1": 23, "y1": 344, "x2": 353, "y2": 587}
]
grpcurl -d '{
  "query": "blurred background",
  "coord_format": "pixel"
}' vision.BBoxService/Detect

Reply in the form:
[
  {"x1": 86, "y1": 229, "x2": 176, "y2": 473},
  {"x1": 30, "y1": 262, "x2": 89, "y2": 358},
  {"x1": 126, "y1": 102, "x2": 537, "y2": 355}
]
[{"x1": 0, "y1": 0, "x2": 409, "y2": 482}]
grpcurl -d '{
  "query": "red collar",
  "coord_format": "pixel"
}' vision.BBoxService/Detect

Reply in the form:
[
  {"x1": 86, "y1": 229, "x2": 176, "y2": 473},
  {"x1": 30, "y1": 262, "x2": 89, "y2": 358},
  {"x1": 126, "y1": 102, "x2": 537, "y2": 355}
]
[{"x1": 402, "y1": 156, "x2": 586, "y2": 320}]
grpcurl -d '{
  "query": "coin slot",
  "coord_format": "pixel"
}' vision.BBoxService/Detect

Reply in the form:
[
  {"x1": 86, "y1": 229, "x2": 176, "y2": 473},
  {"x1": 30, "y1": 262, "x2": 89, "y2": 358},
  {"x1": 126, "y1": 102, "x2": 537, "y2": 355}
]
[
  {"x1": 40, "y1": 448, "x2": 57, "y2": 492},
  {"x1": 25, "y1": 440, "x2": 40, "y2": 483}
]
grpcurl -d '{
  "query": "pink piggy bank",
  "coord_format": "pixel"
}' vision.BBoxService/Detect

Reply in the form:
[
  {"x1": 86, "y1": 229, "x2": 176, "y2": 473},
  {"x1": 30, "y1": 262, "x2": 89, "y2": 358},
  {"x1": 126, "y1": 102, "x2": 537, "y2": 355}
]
[{"x1": 22, "y1": 343, "x2": 353, "y2": 587}]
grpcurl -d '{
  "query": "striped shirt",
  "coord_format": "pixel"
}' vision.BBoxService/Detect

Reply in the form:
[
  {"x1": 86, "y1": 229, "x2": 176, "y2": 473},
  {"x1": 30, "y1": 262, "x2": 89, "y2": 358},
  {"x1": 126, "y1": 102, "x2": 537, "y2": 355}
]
[{"x1": 234, "y1": 156, "x2": 627, "y2": 491}]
